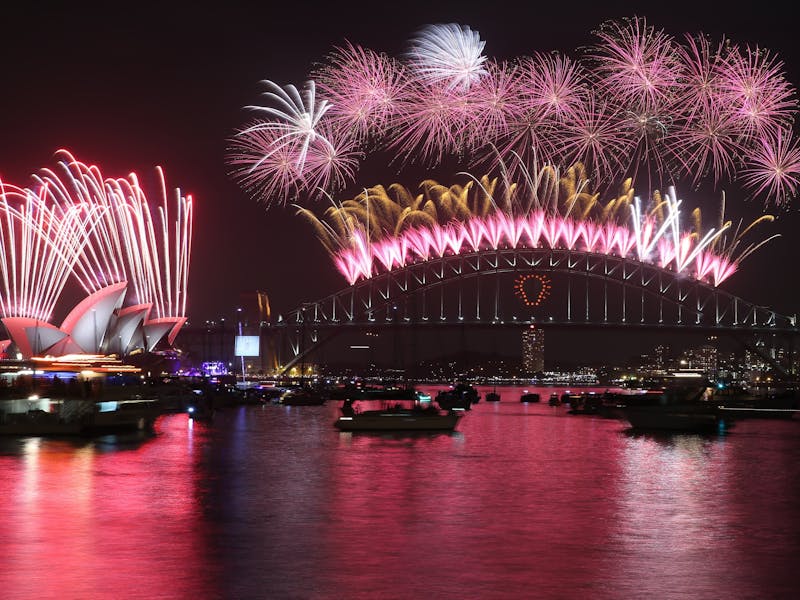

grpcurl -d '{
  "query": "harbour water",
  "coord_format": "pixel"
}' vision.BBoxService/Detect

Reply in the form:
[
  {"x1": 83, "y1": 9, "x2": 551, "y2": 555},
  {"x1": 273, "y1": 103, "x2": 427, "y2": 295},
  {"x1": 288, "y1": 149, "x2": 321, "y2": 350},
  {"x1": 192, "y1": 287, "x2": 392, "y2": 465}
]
[{"x1": 1, "y1": 384, "x2": 798, "y2": 599}]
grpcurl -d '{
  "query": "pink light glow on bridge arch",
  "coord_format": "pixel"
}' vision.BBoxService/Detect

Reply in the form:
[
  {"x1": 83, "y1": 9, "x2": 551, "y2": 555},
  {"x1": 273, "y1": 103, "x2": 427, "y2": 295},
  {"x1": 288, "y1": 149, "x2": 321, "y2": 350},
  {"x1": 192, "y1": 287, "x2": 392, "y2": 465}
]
[{"x1": 333, "y1": 209, "x2": 738, "y2": 288}]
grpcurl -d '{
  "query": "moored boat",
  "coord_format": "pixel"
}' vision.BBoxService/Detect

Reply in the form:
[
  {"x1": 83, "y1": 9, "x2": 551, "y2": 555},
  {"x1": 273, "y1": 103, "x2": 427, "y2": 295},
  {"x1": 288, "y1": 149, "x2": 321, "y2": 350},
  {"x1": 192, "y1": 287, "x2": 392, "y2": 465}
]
[
  {"x1": 616, "y1": 376, "x2": 733, "y2": 432},
  {"x1": 520, "y1": 392, "x2": 540, "y2": 403},
  {"x1": 713, "y1": 387, "x2": 798, "y2": 420},
  {"x1": 280, "y1": 385, "x2": 328, "y2": 406},
  {"x1": 619, "y1": 404, "x2": 729, "y2": 432},
  {"x1": 567, "y1": 393, "x2": 603, "y2": 415},
  {"x1": 436, "y1": 382, "x2": 479, "y2": 410},
  {"x1": 334, "y1": 399, "x2": 462, "y2": 432}
]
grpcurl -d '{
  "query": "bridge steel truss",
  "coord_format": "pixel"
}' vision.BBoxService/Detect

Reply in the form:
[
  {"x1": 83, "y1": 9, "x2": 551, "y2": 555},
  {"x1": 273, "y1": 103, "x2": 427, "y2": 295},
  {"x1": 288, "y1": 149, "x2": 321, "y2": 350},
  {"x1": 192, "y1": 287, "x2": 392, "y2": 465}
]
[{"x1": 268, "y1": 248, "x2": 799, "y2": 373}]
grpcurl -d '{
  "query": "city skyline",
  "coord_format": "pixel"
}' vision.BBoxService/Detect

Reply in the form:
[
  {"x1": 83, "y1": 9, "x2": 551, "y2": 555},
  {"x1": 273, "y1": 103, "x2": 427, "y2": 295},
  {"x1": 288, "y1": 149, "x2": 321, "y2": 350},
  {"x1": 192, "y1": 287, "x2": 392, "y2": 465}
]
[{"x1": 3, "y1": 1, "x2": 799, "y2": 364}]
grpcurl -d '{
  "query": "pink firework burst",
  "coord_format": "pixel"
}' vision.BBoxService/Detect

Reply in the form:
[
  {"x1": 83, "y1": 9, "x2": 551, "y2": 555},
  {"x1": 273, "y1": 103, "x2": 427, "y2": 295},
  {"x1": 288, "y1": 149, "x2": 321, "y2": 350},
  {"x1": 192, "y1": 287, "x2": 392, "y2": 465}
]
[
  {"x1": 228, "y1": 120, "x2": 360, "y2": 205},
  {"x1": 676, "y1": 33, "x2": 728, "y2": 117},
  {"x1": 556, "y1": 94, "x2": 635, "y2": 188},
  {"x1": 616, "y1": 104, "x2": 678, "y2": 188},
  {"x1": 475, "y1": 108, "x2": 561, "y2": 188},
  {"x1": 231, "y1": 19, "x2": 800, "y2": 210},
  {"x1": 666, "y1": 98, "x2": 745, "y2": 188},
  {"x1": 406, "y1": 23, "x2": 489, "y2": 92},
  {"x1": 717, "y1": 43, "x2": 798, "y2": 140},
  {"x1": 459, "y1": 60, "x2": 522, "y2": 153},
  {"x1": 386, "y1": 79, "x2": 471, "y2": 167},
  {"x1": 589, "y1": 17, "x2": 683, "y2": 113},
  {"x1": 314, "y1": 41, "x2": 409, "y2": 142},
  {"x1": 516, "y1": 52, "x2": 588, "y2": 123},
  {"x1": 297, "y1": 122, "x2": 363, "y2": 196},
  {"x1": 228, "y1": 123, "x2": 307, "y2": 206},
  {"x1": 739, "y1": 128, "x2": 800, "y2": 205}
]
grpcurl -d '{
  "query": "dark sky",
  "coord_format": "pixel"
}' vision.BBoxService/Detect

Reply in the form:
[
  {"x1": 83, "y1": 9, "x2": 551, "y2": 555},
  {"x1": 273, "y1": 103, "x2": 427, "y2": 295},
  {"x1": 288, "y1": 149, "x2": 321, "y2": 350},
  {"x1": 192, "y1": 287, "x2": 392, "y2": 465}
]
[{"x1": 2, "y1": 1, "x2": 798, "y2": 363}]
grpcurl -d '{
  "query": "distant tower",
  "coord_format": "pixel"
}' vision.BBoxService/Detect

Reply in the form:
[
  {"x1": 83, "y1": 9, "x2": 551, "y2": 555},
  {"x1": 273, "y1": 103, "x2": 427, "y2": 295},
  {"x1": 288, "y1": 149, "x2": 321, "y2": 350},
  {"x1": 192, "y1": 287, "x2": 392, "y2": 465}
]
[{"x1": 522, "y1": 325, "x2": 545, "y2": 373}]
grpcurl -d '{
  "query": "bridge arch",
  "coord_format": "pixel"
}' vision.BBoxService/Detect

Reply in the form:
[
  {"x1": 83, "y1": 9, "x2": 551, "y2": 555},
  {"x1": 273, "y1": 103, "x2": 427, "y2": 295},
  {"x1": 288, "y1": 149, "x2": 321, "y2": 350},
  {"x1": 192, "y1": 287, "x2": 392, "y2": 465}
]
[{"x1": 268, "y1": 248, "x2": 798, "y2": 374}]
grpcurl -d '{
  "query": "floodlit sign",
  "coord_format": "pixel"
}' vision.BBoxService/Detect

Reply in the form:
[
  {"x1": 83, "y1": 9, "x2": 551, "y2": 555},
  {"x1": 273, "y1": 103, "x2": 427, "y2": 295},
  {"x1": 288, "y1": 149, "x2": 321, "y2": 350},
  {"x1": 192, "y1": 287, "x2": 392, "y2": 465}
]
[{"x1": 235, "y1": 335, "x2": 260, "y2": 357}]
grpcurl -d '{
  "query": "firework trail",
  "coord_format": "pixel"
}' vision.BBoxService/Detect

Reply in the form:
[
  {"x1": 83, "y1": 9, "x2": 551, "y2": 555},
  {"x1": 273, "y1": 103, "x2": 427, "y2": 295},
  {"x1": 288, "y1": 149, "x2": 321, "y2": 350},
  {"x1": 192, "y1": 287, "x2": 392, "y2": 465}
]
[
  {"x1": 0, "y1": 178, "x2": 101, "y2": 321},
  {"x1": 739, "y1": 127, "x2": 800, "y2": 204},
  {"x1": 228, "y1": 80, "x2": 363, "y2": 206}
]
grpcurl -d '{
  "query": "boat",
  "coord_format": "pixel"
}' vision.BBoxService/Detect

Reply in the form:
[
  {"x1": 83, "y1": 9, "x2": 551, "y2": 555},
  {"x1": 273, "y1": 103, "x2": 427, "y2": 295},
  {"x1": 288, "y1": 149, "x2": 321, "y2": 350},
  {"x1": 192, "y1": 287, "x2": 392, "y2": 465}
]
[
  {"x1": 328, "y1": 383, "x2": 419, "y2": 402},
  {"x1": 520, "y1": 392, "x2": 540, "y2": 403},
  {"x1": 567, "y1": 393, "x2": 603, "y2": 415},
  {"x1": 616, "y1": 376, "x2": 733, "y2": 432},
  {"x1": 1, "y1": 356, "x2": 162, "y2": 436},
  {"x1": 280, "y1": 385, "x2": 328, "y2": 406},
  {"x1": 548, "y1": 393, "x2": 561, "y2": 406},
  {"x1": 619, "y1": 404, "x2": 729, "y2": 433},
  {"x1": 713, "y1": 386, "x2": 798, "y2": 420},
  {"x1": 485, "y1": 390, "x2": 501, "y2": 402},
  {"x1": 334, "y1": 399, "x2": 462, "y2": 432},
  {"x1": 436, "y1": 382, "x2": 479, "y2": 410}
]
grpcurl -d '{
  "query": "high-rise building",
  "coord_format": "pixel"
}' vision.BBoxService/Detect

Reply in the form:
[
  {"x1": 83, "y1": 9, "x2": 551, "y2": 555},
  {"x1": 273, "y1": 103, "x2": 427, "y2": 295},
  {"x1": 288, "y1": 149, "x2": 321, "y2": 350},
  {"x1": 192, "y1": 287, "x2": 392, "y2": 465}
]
[
  {"x1": 680, "y1": 342, "x2": 718, "y2": 378},
  {"x1": 653, "y1": 344, "x2": 671, "y2": 370},
  {"x1": 522, "y1": 325, "x2": 545, "y2": 373}
]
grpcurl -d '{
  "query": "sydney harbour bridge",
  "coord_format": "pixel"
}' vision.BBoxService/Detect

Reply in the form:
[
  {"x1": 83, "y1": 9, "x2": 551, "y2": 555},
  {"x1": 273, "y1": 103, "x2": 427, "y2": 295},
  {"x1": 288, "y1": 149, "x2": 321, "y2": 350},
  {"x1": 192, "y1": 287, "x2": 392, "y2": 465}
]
[{"x1": 265, "y1": 245, "x2": 799, "y2": 378}]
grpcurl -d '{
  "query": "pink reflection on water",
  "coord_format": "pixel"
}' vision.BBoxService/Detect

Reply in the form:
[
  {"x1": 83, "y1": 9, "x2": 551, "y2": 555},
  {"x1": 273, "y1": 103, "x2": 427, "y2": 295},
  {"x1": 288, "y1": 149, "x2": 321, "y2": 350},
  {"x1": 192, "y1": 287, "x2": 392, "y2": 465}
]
[{"x1": 0, "y1": 416, "x2": 216, "y2": 600}]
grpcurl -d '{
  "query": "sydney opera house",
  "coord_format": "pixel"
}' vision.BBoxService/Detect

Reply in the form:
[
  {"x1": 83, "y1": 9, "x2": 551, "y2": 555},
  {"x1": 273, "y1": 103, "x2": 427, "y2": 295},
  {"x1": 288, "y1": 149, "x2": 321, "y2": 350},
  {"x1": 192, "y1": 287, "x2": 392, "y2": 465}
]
[{"x1": 0, "y1": 151, "x2": 192, "y2": 361}]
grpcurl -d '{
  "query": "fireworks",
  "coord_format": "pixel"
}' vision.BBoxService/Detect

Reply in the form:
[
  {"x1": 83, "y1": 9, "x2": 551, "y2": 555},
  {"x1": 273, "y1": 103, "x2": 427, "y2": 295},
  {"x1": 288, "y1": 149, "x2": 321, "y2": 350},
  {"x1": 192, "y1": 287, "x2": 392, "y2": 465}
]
[
  {"x1": 739, "y1": 127, "x2": 800, "y2": 204},
  {"x1": 0, "y1": 152, "x2": 193, "y2": 355},
  {"x1": 297, "y1": 158, "x2": 776, "y2": 288},
  {"x1": 232, "y1": 17, "x2": 800, "y2": 209},
  {"x1": 314, "y1": 42, "x2": 408, "y2": 141},
  {"x1": 406, "y1": 23, "x2": 488, "y2": 92},
  {"x1": 229, "y1": 18, "x2": 796, "y2": 293},
  {"x1": 0, "y1": 179, "x2": 100, "y2": 321},
  {"x1": 228, "y1": 80, "x2": 363, "y2": 206}
]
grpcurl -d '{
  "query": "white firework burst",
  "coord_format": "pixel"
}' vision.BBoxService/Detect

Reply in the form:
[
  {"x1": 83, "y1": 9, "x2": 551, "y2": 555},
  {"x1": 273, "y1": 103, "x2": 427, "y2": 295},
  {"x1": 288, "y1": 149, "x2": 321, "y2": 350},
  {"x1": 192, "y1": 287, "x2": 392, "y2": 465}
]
[
  {"x1": 407, "y1": 23, "x2": 488, "y2": 92},
  {"x1": 242, "y1": 80, "x2": 334, "y2": 171}
]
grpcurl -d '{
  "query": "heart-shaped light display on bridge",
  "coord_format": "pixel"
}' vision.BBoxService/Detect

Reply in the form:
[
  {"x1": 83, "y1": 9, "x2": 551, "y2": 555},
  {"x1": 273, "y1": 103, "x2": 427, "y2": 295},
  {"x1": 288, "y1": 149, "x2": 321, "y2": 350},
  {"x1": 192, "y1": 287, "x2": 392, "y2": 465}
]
[{"x1": 514, "y1": 274, "x2": 552, "y2": 307}]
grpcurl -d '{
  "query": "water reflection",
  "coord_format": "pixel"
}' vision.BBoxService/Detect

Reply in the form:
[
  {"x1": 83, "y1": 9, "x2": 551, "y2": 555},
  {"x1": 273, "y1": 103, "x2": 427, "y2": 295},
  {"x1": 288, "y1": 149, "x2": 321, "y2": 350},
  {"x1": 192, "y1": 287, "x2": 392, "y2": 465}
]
[
  {"x1": 0, "y1": 393, "x2": 798, "y2": 599},
  {"x1": 0, "y1": 418, "x2": 218, "y2": 600}
]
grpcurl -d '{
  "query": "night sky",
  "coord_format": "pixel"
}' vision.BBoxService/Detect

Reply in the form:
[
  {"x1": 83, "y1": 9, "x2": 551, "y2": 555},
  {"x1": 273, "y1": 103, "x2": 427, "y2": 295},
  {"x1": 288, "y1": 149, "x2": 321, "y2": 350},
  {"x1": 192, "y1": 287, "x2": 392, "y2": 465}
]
[{"x1": 2, "y1": 1, "x2": 798, "y2": 363}]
